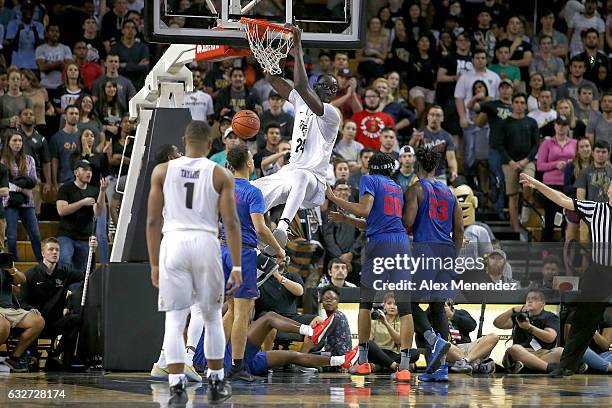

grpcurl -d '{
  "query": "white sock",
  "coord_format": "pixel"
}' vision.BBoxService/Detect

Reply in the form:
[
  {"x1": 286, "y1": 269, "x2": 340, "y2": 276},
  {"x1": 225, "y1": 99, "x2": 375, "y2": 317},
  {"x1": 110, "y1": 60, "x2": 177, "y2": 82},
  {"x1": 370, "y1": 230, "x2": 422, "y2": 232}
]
[
  {"x1": 169, "y1": 373, "x2": 185, "y2": 387},
  {"x1": 277, "y1": 219, "x2": 290, "y2": 232},
  {"x1": 207, "y1": 368, "x2": 224, "y2": 381},
  {"x1": 157, "y1": 349, "x2": 166, "y2": 368},
  {"x1": 185, "y1": 348, "x2": 195, "y2": 366},
  {"x1": 299, "y1": 324, "x2": 314, "y2": 337},
  {"x1": 330, "y1": 356, "x2": 344, "y2": 366}
]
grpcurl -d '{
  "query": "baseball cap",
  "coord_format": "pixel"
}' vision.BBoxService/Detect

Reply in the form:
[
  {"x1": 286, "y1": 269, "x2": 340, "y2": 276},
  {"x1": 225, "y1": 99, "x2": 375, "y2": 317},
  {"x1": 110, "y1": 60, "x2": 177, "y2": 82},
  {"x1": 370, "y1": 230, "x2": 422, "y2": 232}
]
[
  {"x1": 555, "y1": 115, "x2": 569, "y2": 126},
  {"x1": 399, "y1": 145, "x2": 415, "y2": 156},
  {"x1": 219, "y1": 115, "x2": 232, "y2": 125},
  {"x1": 268, "y1": 90, "x2": 281, "y2": 99},
  {"x1": 487, "y1": 249, "x2": 507, "y2": 261},
  {"x1": 499, "y1": 79, "x2": 513, "y2": 88},
  {"x1": 224, "y1": 127, "x2": 237, "y2": 138},
  {"x1": 337, "y1": 67, "x2": 353, "y2": 77},
  {"x1": 73, "y1": 159, "x2": 92, "y2": 171}
]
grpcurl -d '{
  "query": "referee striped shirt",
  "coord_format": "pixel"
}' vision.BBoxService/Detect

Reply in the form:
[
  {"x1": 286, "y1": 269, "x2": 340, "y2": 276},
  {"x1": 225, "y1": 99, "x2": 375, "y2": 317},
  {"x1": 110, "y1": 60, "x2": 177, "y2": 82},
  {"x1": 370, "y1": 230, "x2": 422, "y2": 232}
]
[{"x1": 574, "y1": 199, "x2": 612, "y2": 266}]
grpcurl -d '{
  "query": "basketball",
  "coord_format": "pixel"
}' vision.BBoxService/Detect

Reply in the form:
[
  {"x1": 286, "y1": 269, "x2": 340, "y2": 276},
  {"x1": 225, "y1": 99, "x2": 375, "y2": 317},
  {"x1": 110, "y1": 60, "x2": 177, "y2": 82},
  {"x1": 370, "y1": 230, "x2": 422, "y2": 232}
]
[{"x1": 231, "y1": 110, "x2": 260, "y2": 139}]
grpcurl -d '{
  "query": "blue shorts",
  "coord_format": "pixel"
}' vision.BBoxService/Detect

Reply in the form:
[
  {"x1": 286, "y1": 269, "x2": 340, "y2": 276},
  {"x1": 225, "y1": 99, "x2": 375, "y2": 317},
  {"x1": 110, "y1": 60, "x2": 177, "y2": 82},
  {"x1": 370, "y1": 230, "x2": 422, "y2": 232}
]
[
  {"x1": 411, "y1": 241, "x2": 457, "y2": 301},
  {"x1": 244, "y1": 341, "x2": 268, "y2": 375},
  {"x1": 222, "y1": 245, "x2": 259, "y2": 299},
  {"x1": 361, "y1": 232, "x2": 412, "y2": 290}
]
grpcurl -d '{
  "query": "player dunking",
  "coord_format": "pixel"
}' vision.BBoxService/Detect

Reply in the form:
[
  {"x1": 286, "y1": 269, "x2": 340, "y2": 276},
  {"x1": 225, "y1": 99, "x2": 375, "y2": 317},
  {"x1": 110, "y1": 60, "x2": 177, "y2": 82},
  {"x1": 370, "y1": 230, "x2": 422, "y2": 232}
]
[
  {"x1": 147, "y1": 121, "x2": 243, "y2": 405},
  {"x1": 253, "y1": 25, "x2": 341, "y2": 251},
  {"x1": 403, "y1": 147, "x2": 464, "y2": 382},
  {"x1": 326, "y1": 152, "x2": 415, "y2": 382}
]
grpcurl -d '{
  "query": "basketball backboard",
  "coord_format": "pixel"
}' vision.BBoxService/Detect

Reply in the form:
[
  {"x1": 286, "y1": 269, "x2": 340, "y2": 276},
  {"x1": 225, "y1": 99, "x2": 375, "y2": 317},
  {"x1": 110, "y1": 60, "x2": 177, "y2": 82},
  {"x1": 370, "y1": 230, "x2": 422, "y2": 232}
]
[{"x1": 145, "y1": 0, "x2": 364, "y2": 49}]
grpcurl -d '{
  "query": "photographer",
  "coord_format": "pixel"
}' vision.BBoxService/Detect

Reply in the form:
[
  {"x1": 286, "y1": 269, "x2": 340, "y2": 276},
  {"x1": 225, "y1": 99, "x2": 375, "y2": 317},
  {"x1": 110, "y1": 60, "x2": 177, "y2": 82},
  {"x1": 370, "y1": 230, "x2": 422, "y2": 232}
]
[
  {"x1": 493, "y1": 290, "x2": 562, "y2": 373},
  {"x1": 260, "y1": 140, "x2": 291, "y2": 176}
]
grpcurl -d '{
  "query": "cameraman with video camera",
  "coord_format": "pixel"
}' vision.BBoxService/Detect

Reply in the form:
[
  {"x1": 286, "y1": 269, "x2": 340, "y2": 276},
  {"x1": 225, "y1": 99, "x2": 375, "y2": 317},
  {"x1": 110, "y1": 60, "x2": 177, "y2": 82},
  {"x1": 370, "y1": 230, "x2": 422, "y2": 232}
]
[{"x1": 493, "y1": 290, "x2": 563, "y2": 373}]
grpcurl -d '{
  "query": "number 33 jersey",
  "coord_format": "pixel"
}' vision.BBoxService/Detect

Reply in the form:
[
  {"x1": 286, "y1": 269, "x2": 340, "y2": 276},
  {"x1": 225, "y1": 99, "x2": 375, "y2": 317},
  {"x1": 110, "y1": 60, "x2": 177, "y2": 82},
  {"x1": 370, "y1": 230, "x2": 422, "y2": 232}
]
[
  {"x1": 412, "y1": 178, "x2": 455, "y2": 243},
  {"x1": 162, "y1": 156, "x2": 219, "y2": 235},
  {"x1": 287, "y1": 89, "x2": 341, "y2": 183}
]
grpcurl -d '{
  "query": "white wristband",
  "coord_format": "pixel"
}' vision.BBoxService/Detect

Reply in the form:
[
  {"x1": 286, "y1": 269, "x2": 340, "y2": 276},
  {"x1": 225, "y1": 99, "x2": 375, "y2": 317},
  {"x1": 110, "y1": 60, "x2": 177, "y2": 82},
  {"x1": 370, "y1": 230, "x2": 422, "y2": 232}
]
[{"x1": 231, "y1": 266, "x2": 242, "y2": 272}]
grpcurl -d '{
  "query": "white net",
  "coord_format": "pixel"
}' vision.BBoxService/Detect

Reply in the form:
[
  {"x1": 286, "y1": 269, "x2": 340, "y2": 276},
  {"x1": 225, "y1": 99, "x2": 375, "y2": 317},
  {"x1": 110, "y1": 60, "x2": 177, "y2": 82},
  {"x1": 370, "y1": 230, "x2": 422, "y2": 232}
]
[{"x1": 241, "y1": 19, "x2": 294, "y2": 75}]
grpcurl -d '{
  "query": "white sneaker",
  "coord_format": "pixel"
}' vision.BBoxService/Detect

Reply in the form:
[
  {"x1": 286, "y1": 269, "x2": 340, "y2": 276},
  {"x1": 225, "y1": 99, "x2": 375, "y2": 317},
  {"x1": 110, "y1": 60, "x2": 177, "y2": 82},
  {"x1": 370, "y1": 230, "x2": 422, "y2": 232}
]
[
  {"x1": 184, "y1": 364, "x2": 202, "y2": 382},
  {"x1": 150, "y1": 363, "x2": 169, "y2": 380},
  {"x1": 520, "y1": 206, "x2": 531, "y2": 224},
  {"x1": 263, "y1": 229, "x2": 288, "y2": 255}
]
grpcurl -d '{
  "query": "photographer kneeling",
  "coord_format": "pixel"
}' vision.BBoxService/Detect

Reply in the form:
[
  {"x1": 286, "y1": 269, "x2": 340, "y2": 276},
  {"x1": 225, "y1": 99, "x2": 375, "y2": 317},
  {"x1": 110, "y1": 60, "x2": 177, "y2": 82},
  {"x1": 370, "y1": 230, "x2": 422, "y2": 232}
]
[{"x1": 493, "y1": 290, "x2": 562, "y2": 373}]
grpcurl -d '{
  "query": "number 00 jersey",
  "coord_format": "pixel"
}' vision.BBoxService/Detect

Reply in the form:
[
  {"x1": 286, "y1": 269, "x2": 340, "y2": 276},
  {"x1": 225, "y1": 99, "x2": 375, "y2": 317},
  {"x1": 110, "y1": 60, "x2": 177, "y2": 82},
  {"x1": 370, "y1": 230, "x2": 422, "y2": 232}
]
[{"x1": 162, "y1": 156, "x2": 219, "y2": 235}]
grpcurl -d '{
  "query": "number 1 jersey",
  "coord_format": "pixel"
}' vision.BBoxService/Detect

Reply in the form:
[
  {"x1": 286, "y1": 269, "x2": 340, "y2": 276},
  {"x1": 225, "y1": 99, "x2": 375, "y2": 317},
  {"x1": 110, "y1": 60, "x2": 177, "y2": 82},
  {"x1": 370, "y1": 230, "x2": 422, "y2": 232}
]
[
  {"x1": 360, "y1": 174, "x2": 406, "y2": 239},
  {"x1": 412, "y1": 178, "x2": 455, "y2": 243},
  {"x1": 162, "y1": 156, "x2": 219, "y2": 235}
]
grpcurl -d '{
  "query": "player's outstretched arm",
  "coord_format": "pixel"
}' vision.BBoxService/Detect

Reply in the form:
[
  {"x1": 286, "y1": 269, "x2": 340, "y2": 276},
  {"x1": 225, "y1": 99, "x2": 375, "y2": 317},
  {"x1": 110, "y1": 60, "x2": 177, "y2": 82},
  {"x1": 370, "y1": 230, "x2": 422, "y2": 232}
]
[
  {"x1": 289, "y1": 25, "x2": 325, "y2": 116},
  {"x1": 402, "y1": 183, "x2": 421, "y2": 234},
  {"x1": 214, "y1": 166, "x2": 243, "y2": 293},
  {"x1": 328, "y1": 211, "x2": 367, "y2": 230},
  {"x1": 252, "y1": 213, "x2": 286, "y2": 262},
  {"x1": 325, "y1": 185, "x2": 374, "y2": 218},
  {"x1": 452, "y1": 196, "x2": 464, "y2": 256},
  {"x1": 520, "y1": 173, "x2": 574, "y2": 210},
  {"x1": 146, "y1": 163, "x2": 167, "y2": 288},
  {"x1": 265, "y1": 72, "x2": 292, "y2": 101}
]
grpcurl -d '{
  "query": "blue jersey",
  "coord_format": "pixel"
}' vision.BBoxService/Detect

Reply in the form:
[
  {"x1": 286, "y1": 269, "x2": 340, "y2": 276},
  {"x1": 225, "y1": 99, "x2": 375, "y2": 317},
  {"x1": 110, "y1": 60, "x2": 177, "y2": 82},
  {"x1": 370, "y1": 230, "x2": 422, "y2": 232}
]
[
  {"x1": 360, "y1": 174, "x2": 406, "y2": 239},
  {"x1": 221, "y1": 178, "x2": 265, "y2": 248},
  {"x1": 412, "y1": 179, "x2": 455, "y2": 243}
]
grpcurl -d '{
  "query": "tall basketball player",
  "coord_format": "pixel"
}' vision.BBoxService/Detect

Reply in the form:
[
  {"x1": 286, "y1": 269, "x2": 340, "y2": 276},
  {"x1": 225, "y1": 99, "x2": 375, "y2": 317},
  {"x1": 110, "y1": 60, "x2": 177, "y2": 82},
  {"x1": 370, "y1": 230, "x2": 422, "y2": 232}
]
[
  {"x1": 253, "y1": 25, "x2": 341, "y2": 252},
  {"x1": 403, "y1": 146, "x2": 464, "y2": 382},
  {"x1": 147, "y1": 121, "x2": 243, "y2": 405}
]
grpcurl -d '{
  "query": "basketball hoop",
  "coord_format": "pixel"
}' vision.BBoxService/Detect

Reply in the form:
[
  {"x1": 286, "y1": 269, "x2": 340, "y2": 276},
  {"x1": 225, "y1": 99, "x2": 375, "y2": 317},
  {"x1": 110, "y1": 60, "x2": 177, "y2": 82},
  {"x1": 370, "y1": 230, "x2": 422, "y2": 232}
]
[{"x1": 240, "y1": 17, "x2": 294, "y2": 75}]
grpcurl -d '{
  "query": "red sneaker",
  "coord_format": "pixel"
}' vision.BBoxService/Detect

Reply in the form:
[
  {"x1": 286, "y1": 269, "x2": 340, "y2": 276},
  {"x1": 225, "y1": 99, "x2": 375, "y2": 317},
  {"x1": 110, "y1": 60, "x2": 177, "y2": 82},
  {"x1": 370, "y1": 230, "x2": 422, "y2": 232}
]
[
  {"x1": 348, "y1": 362, "x2": 372, "y2": 375},
  {"x1": 391, "y1": 369, "x2": 412, "y2": 382},
  {"x1": 310, "y1": 313, "x2": 335, "y2": 345},
  {"x1": 340, "y1": 346, "x2": 359, "y2": 369}
]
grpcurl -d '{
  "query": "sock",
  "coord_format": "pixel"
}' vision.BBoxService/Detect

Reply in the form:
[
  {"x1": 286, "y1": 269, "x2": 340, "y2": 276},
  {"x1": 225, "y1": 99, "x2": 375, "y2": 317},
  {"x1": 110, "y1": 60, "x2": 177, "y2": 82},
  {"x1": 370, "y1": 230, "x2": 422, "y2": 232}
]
[
  {"x1": 207, "y1": 368, "x2": 224, "y2": 381},
  {"x1": 424, "y1": 330, "x2": 437, "y2": 347},
  {"x1": 300, "y1": 324, "x2": 314, "y2": 337},
  {"x1": 330, "y1": 356, "x2": 344, "y2": 367},
  {"x1": 399, "y1": 349, "x2": 410, "y2": 371},
  {"x1": 232, "y1": 359, "x2": 243, "y2": 370},
  {"x1": 185, "y1": 347, "x2": 195, "y2": 366},
  {"x1": 358, "y1": 343, "x2": 369, "y2": 365},
  {"x1": 169, "y1": 373, "x2": 184, "y2": 387},
  {"x1": 277, "y1": 219, "x2": 290, "y2": 233},
  {"x1": 157, "y1": 349, "x2": 166, "y2": 368},
  {"x1": 440, "y1": 355, "x2": 447, "y2": 367}
]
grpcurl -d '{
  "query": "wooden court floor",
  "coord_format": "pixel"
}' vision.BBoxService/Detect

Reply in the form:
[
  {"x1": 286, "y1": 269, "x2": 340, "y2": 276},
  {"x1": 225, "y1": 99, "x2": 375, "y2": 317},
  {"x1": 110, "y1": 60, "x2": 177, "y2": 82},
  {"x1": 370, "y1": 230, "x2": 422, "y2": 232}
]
[{"x1": 0, "y1": 371, "x2": 611, "y2": 407}]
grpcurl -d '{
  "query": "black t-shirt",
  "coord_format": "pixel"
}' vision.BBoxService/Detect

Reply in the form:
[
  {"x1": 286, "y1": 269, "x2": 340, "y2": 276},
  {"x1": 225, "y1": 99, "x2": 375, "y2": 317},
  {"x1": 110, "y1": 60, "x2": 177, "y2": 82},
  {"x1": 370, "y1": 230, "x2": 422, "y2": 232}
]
[
  {"x1": 513, "y1": 309, "x2": 560, "y2": 350},
  {"x1": 255, "y1": 271, "x2": 304, "y2": 318},
  {"x1": 79, "y1": 35, "x2": 107, "y2": 62},
  {"x1": 436, "y1": 53, "x2": 473, "y2": 103},
  {"x1": 388, "y1": 37, "x2": 412, "y2": 74},
  {"x1": 253, "y1": 148, "x2": 274, "y2": 175},
  {"x1": 407, "y1": 54, "x2": 437, "y2": 89},
  {"x1": 480, "y1": 100, "x2": 512, "y2": 148},
  {"x1": 57, "y1": 182, "x2": 99, "y2": 241},
  {"x1": 111, "y1": 138, "x2": 133, "y2": 177},
  {"x1": 497, "y1": 39, "x2": 532, "y2": 82},
  {"x1": 0, "y1": 163, "x2": 8, "y2": 219},
  {"x1": 70, "y1": 153, "x2": 109, "y2": 187},
  {"x1": 498, "y1": 116, "x2": 540, "y2": 163},
  {"x1": 22, "y1": 131, "x2": 51, "y2": 182},
  {"x1": 567, "y1": 308, "x2": 612, "y2": 354},
  {"x1": 0, "y1": 269, "x2": 16, "y2": 308}
]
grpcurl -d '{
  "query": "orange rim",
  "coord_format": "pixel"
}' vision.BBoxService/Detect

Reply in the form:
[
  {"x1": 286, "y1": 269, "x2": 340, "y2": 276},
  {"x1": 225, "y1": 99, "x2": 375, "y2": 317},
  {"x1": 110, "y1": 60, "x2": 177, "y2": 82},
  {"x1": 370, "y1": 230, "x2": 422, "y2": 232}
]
[{"x1": 240, "y1": 17, "x2": 292, "y2": 35}]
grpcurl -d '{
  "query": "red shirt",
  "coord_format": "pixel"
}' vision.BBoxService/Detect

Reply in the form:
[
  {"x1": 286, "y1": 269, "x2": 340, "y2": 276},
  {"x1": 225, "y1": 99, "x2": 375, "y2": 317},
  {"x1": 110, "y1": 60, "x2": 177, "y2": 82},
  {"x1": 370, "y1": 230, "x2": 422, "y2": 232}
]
[
  {"x1": 333, "y1": 91, "x2": 362, "y2": 119},
  {"x1": 351, "y1": 110, "x2": 396, "y2": 150},
  {"x1": 81, "y1": 62, "x2": 103, "y2": 90}
]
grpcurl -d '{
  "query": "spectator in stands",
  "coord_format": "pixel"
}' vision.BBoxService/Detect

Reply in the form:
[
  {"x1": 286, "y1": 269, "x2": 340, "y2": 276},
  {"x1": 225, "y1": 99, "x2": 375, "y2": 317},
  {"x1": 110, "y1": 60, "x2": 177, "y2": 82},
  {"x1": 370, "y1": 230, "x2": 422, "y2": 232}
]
[
  {"x1": 436, "y1": 31, "x2": 473, "y2": 137},
  {"x1": 526, "y1": 73, "x2": 545, "y2": 113},
  {"x1": 409, "y1": 105, "x2": 458, "y2": 184},
  {"x1": 204, "y1": 59, "x2": 233, "y2": 98},
  {"x1": 567, "y1": 0, "x2": 604, "y2": 57},
  {"x1": 379, "y1": 127, "x2": 399, "y2": 161},
  {"x1": 386, "y1": 71, "x2": 406, "y2": 107},
  {"x1": 184, "y1": 69, "x2": 213, "y2": 122},
  {"x1": 564, "y1": 138, "x2": 593, "y2": 242},
  {"x1": 19, "y1": 237, "x2": 95, "y2": 369},
  {"x1": 110, "y1": 19, "x2": 149, "y2": 89},
  {"x1": 50, "y1": 105, "x2": 80, "y2": 187},
  {"x1": 96, "y1": 80, "x2": 123, "y2": 139},
  {"x1": 0, "y1": 162, "x2": 8, "y2": 250},
  {"x1": 556, "y1": 98, "x2": 586, "y2": 139},
  {"x1": 373, "y1": 78, "x2": 415, "y2": 143},
  {"x1": 253, "y1": 123, "x2": 281, "y2": 177},
  {"x1": 557, "y1": 57, "x2": 600, "y2": 109},
  {"x1": 464, "y1": 80, "x2": 492, "y2": 182},
  {"x1": 260, "y1": 140, "x2": 290, "y2": 177},
  {"x1": 532, "y1": 9, "x2": 568, "y2": 59},
  {"x1": 529, "y1": 255, "x2": 562, "y2": 289},
  {"x1": 498, "y1": 93, "x2": 539, "y2": 235},
  {"x1": 125, "y1": 9, "x2": 144, "y2": 41},
  {"x1": 19, "y1": 107, "x2": 50, "y2": 214},
  {"x1": 566, "y1": 308, "x2": 612, "y2": 373},
  {"x1": 307, "y1": 285, "x2": 352, "y2": 359},
  {"x1": 356, "y1": 16, "x2": 388, "y2": 85},
  {"x1": 54, "y1": 64, "x2": 85, "y2": 113},
  {"x1": 0, "y1": 67, "x2": 31, "y2": 130},
  {"x1": 586, "y1": 92, "x2": 612, "y2": 146},
  {"x1": 35, "y1": 25, "x2": 72, "y2": 98},
  {"x1": 574, "y1": 85, "x2": 599, "y2": 128},
  {"x1": 101, "y1": 0, "x2": 130, "y2": 53},
  {"x1": 92, "y1": 53, "x2": 137, "y2": 113},
  {"x1": 317, "y1": 258, "x2": 356, "y2": 288},
  {"x1": 76, "y1": 95, "x2": 105, "y2": 151},
  {"x1": 347, "y1": 147, "x2": 374, "y2": 191},
  {"x1": 72, "y1": 41, "x2": 103, "y2": 91},
  {"x1": 1, "y1": 131, "x2": 41, "y2": 261},
  {"x1": 528, "y1": 89, "x2": 557, "y2": 137},
  {"x1": 308, "y1": 52, "x2": 333, "y2": 88},
  {"x1": 0, "y1": 262, "x2": 44, "y2": 373},
  {"x1": 392, "y1": 145, "x2": 417, "y2": 192},
  {"x1": 536, "y1": 116, "x2": 577, "y2": 242},
  {"x1": 489, "y1": 43, "x2": 520, "y2": 90},
  {"x1": 79, "y1": 16, "x2": 105, "y2": 63},
  {"x1": 474, "y1": 79, "x2": 513, "y2": 219},
  {"x1": 529, "y1": 35, "x2": 566, "y2": 95},
  {"x1": 210, "y1": 127, "x2": 240, "y2": 167},
  {"x1": 70, "y1": 129, "x2": 110, "y2": 263},
  {"x1": 214, "y1": 67, "x2": 260, "y2": 118},
  {"x1": 20, "y1": 69, "x2": 48, "y2": 134},
  {"x1": 0, "y1": 0, "x2": 14, "y2": 29},
  {"x1": 351, "y1": 87, "x2": 395, "y2": 150},
  {"x1": 332, "y1": 51, "x2": 349, "y2": 77},
  {"x1": 497, "y1": 15, "x2": 533, "y2": 82},
  {"x1": 331, "y1": 68, "x2": 362, "y2": 120},
  {"x1": 472, "y1": 8, "x2": 496, "y2": 59},
  {"x1": 494, "y1": 290, "x2": 562, "y2": 373},
  {"x1": 5, "y1": 1, "x2": 44, "y2": 71},
  {"x1": 333, "y1": 160, "x2": 350, "y2": 183},
  {"x1": 257, "y1": 90, "x2": 294, "y2": 148},
  {"x1": 468, "y1": 249, "x2": 518, "y2": 286},
  {"x1": 108, "y1": 114, "x2": 134, "y2": 225},
  {"x1": 407, "y1": 34, "x2": 437, "y2": 118},
  {"x1": 576, "y1": 140, "x2": 612, "y2": 203},
  {"x1": 333, "y1": 119, "x2": 363, "y2": 170},
  {"x1": 386, "y1": 18, "x2": 410, "y2": 78},
  {"x1": 56, "y1": 159, "x2": 107, "y2": 272},
  {"x1": 577, "y1": 28, "x2": 610, "y2": 92}
]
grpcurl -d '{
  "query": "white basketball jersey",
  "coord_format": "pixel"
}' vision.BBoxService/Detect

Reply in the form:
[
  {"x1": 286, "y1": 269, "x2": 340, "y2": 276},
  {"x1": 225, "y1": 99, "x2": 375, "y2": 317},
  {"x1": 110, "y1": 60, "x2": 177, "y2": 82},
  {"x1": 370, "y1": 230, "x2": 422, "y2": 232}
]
[
  {"x1": 287, "y1": 89, "x2": 341, "y2": 183},
  {"x1": 162, "y1": 156, "x2": 219, "y2": 235}
]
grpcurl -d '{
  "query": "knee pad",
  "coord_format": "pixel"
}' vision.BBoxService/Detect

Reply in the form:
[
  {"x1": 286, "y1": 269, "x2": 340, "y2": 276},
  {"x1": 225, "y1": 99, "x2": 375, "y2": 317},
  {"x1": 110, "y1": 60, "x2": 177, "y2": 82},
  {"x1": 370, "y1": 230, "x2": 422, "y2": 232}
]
[
  {"x1": 200, "y1": 306, "x2": 223, "y2": 327},
  {"x1": 396, "y1": 301, "x2": 412, "y2": 317},
  {"x1": 359, "y1": 301, "x2": 373, "y2": 311},
  {"x1": 165, "y1": 308, "x2": 190, "y2": 332}
]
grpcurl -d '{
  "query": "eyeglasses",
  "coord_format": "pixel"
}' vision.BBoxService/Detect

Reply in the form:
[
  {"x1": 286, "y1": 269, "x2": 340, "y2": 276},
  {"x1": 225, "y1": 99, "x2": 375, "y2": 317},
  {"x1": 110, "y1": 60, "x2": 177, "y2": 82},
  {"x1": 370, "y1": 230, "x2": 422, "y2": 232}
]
[
  {"x1": 526, "y1": 296, "x2": 542, "y2": 302},
  {"x1": 316, "y1": 82, "x2": 338, "y2": 92},
  {"x1": 321, "y1": 296, "x2": 339, "y2": 302}
]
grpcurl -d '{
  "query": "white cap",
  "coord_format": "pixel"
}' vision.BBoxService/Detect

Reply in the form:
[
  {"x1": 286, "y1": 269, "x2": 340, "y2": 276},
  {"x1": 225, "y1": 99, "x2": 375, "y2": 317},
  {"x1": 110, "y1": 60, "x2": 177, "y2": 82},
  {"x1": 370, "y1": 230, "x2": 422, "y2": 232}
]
[
  {"x1": 224, "y1": 127, "x2": 235, "y2": 138},
  {"x1": 399, "y1": 145, "x2": 415, "y2": 155}
]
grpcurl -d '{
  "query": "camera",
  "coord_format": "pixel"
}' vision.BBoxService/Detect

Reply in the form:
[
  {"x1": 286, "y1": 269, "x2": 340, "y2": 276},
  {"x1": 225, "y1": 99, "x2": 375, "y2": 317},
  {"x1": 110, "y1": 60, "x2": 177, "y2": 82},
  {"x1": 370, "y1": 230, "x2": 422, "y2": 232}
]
[
  {"x1": 0, "y1": 253, "x2": 14, "y2": 269},
  {"x1": 512, "y1": 311, "x2": 530, "y2": 324},
  {"x1": 283, "y1": 152, "x2": 291, "y2": 163},
  {"x1": 371, "y1": 307, "x2": 384, "y2": 320}
]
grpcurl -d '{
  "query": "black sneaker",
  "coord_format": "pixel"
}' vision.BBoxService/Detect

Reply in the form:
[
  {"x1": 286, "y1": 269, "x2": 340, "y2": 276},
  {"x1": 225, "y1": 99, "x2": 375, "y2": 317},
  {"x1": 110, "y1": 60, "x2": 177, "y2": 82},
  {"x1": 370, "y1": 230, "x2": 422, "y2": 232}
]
[
  {"x1": 207, "y1": 377, "x2": 232, "y2": 404},
  {"x1": 169, "y1": 378, "x2": 188, "y2": 406},
  {"x1": 256, "y1": 253, "x2": 279, "y2": 288},
  {"x1": 5, "y1": 356, "x2": 28, "y2": 373},
  {"x1": 549, "y1": 366, "x2": 574, "y2": 378},
  {"x1": 227, "y1": 367, "x2": 259, "y2": 382}
]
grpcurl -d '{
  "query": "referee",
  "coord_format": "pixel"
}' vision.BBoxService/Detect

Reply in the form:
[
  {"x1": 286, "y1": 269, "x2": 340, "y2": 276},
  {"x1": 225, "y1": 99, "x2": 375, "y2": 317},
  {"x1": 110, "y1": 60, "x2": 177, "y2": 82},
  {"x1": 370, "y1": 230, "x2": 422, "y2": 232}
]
[{"x1": 520, "y1": 173, "x2": 612, "y2": 376}]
